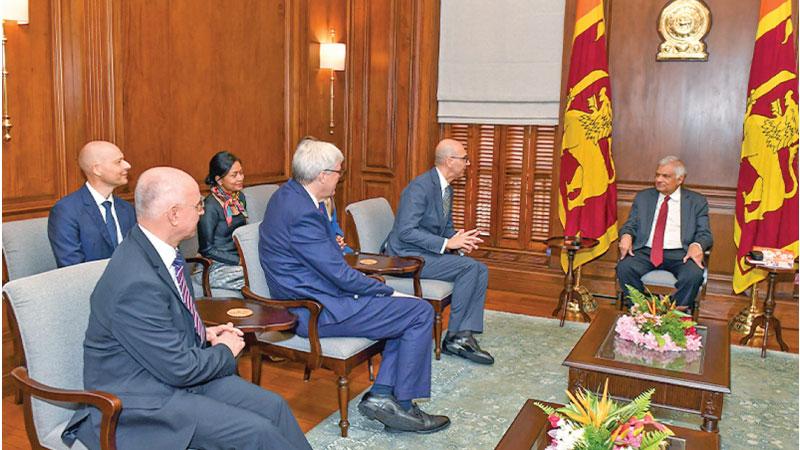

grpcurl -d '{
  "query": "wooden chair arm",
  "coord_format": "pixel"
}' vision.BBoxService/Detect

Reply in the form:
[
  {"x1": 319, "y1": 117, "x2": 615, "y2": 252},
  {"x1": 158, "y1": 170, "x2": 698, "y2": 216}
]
[
  {"x1": 367, "y1": 274, "x2": 385, "y2": 284},
  {"x1": 185, "y1": 255, "x2": 213, "y2": 297},
  {"x1": 395, "y1": 255, "x2": 425, "y2": 297},
  {"x1": 240, "y1": 287, "x2": 324, "y2": 370},
  {"x1": 11, "y1": 366, "x2": 121, "y2": 450}
]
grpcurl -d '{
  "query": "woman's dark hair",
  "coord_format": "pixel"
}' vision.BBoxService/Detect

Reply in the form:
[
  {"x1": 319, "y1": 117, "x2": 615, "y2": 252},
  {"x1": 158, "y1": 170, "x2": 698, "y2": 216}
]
[{"x1": 205, "y1": 151, "x2": 241, "y2": 186}]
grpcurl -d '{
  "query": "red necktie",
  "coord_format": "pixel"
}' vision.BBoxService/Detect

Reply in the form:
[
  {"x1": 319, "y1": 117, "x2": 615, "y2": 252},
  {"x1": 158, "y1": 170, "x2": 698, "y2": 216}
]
[{"x1": 650, "y1": 195, "x2": 670, "y2": 267}]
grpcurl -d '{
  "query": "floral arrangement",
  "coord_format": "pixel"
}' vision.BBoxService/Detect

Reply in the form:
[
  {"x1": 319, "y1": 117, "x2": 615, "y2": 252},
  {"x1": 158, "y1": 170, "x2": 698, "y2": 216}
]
[
  {"x1": 615, "y1": 286, "x2": 702, "y2": 353},
  {"x1": 612, "y1": 336, "x2": 702, "y2": 373},
  {"x1": 536, "y1": 380, "x2": 673, "y2": 450}
]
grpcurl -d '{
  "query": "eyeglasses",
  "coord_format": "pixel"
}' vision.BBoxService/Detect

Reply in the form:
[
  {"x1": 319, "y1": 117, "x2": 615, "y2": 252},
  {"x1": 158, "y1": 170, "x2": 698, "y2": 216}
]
[
  {"x1": 449, "y1": 155, "x2": 469, "y2": 162},
  {"x1": 323, "y1": 168, "x2": 346, "y2": 176},
  {"x1": 178, "y1": 200, "x2": 205, "y2": 213}
]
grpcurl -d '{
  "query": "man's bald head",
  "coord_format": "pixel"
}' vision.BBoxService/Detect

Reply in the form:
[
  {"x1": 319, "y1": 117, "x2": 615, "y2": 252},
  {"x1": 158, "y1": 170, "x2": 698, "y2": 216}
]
[
  {"x1": 135, "y1": 167, "x2": 196, "y2": 220},
  {"x1": 434, "y1": 139, "x2": 464, "y2": 166},
  {"x1": 135, "y1": 167, "x2": 203, "y2": 246},
  {"x1": 434, "y1": 138, "x2": 470, "y2": 183},
  {"x1": 78, "y1": 141, "x2": 131, "y2": 192}
]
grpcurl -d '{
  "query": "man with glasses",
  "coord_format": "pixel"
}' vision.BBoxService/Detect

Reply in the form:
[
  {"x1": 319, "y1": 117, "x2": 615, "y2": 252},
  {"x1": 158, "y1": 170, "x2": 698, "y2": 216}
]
[
  {"x1": 48, "y1": 140, "x2": 137, "y2": 267},
  {"x1": 385, "y1": 138, "x2": 494, "y2": 365},
  {"x1": 260, "y1": 138, "x2": 451, "y2": 434},
  {"x1": 64, "y1": 167, "x2": 309, "y2": 450}
]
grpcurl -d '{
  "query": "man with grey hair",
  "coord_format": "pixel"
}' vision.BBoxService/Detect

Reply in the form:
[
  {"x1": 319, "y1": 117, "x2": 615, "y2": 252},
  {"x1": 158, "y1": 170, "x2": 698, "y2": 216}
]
[
  {"x1": 617, "y1": 156, "x2": 713, "y2": 311},
  {"x1": 48, "y1": 140, "x2": 136, "y2": 267},
  {"x1": 63, "y1": 167, "x2": 310, "y2": 450},
  {"x1": 260, "y1": 138, "x2": 451, "y2": 434},
  {"x1": 385, "y1": 138, "x2": 494, "y2": 365}
]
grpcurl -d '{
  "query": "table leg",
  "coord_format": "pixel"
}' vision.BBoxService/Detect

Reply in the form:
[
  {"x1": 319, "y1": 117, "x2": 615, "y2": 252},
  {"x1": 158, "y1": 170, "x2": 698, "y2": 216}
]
[
  {"x1": 553, "y1": 249, "x2": 576, "y2": 327},
  {"x1": 701, "y1": 416, "x2": 719, "y2": 433},
  {"x1": 739, "y1": 315, "x2": 766, "y2": 346},
  {"x1": 245, "y1": 333, "x2": 262, "y2": 385}
]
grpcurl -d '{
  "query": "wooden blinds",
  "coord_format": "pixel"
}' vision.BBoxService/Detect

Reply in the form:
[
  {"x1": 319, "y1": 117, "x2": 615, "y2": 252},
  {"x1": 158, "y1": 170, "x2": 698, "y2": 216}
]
[{"x1": 442, "y1": 123, "x2": 556, "y2": 251}]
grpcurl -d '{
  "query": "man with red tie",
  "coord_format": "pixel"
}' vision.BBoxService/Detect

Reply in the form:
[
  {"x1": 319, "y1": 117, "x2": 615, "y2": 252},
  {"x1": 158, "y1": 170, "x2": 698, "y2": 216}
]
[{"x1": 617, "y1": 156, "x2": 713, "y2": 311}]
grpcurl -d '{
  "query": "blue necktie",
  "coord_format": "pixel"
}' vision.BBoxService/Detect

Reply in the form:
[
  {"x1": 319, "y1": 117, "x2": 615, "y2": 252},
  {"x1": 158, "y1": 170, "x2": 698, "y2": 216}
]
[{"x1": 102, "y1": 201, "x2": 119, "y2": 248}]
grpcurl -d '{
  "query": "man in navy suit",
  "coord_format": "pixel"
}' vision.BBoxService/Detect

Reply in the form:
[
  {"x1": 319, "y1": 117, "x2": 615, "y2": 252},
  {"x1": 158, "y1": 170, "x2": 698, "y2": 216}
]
[
  {"x1": 617, "y1": 156, "x2": 713, "y2": 310},
  {"x1": 63, "y1": 167, "x2": 310, "y2": 450},
  {"x1": 385, "y1": 139, "x2": 494, "y2": 365},
  {"x1": 260, "y1": 138, "x2": 450, "y2": 434},
  {"x1": 48, "y1": 141, "x2": 137, "y2": 267}
]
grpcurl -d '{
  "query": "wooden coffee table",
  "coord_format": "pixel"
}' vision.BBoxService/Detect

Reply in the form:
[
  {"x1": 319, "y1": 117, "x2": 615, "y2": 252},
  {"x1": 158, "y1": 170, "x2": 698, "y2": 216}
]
[
  {"x1": 196, "y1": 297, "x2": 297, "y2": 383},
  {"x1": 495, "y1": 399, "x2": 720, "y2": 449},
  {"x1": 563, "y1": 308, "x2": 731, "y2": 432}
]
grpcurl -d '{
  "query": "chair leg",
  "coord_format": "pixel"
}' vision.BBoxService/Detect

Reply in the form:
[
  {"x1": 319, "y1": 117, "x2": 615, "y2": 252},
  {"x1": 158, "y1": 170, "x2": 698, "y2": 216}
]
[
  {"x1": 617, "y1": 290, "x2": 625, "y2": 311},
  {"x1": 304, "y1": 366, "x2": 312, "y2": 382},
  {"x1": 337, "y1": 375, "x2": 350, "y2": 437},
  {"x1": 434, "y1": 309, "x2": 443, "y2": 360},
  {"x1": 367, "y1": 357, "x2": 375, "y2": 381},
  {"x1": 250, "y1": 349, "x2": 263, "y2": 385}
]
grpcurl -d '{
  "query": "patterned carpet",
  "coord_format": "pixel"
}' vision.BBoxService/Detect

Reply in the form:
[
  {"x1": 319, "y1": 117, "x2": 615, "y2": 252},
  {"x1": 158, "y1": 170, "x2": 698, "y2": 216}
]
[{"x1": 306, "y1": 310, "x2": 799, "y2": 449}]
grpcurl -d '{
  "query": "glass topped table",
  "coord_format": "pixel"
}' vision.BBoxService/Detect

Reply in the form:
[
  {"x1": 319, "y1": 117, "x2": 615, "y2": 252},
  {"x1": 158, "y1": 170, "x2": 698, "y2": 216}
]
[{"x1": 563, "y1": 308, "x2": 730, "y2": 432}]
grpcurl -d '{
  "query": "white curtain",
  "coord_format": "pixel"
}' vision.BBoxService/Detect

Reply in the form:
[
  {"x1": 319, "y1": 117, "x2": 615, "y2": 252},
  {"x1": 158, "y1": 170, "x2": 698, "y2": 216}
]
[{"x1": 438, "y1": 0, "x2": 565, "y2": 125}]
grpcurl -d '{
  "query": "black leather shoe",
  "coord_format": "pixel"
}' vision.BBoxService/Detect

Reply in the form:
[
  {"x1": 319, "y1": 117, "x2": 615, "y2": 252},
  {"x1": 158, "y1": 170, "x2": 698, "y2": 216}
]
[
  {"x1": 358, "y1": 392, "x2": 451, "y2": 433},
  {"x1": 442, "y1": 334, "x2": 495, "y2": 365}
]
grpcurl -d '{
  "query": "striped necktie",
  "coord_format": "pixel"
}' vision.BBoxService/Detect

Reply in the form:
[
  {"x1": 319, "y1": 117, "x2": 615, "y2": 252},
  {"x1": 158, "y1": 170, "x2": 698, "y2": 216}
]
[
  {"x1": 442, "y1": 186, "x2": 452, "y2": 219},
  {"x1": 171, "y1": 251, "x2": 206, "y2": 342}
]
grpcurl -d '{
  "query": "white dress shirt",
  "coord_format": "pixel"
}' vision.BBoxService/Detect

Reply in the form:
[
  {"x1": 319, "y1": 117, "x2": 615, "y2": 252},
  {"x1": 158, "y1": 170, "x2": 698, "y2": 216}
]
[
  {"x1": 646, "y1": 187, "x2": 682, "y2": 250},
  {"x1": 139, "y1": 225, "x2": 182, "y2": 294},
  {"x1": 85, "y1": 182, "x2": 124, "y2": 244}
]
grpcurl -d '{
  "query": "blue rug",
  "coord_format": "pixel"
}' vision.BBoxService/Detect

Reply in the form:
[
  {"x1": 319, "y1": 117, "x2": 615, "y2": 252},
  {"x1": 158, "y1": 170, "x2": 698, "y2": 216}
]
[{"x1": 306, "y1": 310, "x2": 799, "y2": 449}]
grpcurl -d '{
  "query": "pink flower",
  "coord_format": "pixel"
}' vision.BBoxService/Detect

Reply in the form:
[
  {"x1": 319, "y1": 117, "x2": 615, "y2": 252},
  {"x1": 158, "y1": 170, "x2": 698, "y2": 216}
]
[{"x1": 547, "y1": 414, "x2": 561, "y2": 428}]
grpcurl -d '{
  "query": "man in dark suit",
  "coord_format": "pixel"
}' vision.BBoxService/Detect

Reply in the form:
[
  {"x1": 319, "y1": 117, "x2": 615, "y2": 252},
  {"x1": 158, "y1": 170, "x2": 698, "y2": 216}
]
[
  {"x1": 48, "y1": 141, "x2": 137, "y2": 267},
  {"x1": 385, "y1": 138, "x2": 493, "y2": 365},
  {"x1": 617, "y1": 156, "x2": 713, "y2": 309},
  {"x1": 260, "y1": 138, "x2": 450, "y2": 434},
  {"x1": 63, "y1": 167, "x2": 310, "y2": 450}
]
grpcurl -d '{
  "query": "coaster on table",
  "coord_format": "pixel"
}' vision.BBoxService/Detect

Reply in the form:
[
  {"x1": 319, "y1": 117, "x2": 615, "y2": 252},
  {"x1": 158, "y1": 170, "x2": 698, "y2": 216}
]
[
  {"x1": 227, "y1": 308, "x2": 254, "y2": 318},
  {"x1": 359, "y1": 258, "x2": 378, "y2": 266}
]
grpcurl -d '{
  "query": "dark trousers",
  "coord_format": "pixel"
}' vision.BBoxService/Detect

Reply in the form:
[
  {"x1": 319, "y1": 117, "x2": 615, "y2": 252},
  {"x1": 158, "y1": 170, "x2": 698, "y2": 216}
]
[
  {"x1": 185, "y1": 375, "x2": 311, "y2": 450},
  {"x1": 419, "y1": 253, "x2": 488, "y2": 333},
  {"x1": 315, "y1": 296, "x2": 434, "y2": 401},
  {"x1": 616, "y1": 247, "x2": 704, "y2": 309}
]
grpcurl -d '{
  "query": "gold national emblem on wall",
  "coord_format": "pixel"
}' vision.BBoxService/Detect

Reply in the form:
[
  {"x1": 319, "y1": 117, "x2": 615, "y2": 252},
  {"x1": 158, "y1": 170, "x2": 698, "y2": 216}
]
[{"x1": 656, "y1": 0, "x2": 711, "y2": 61}]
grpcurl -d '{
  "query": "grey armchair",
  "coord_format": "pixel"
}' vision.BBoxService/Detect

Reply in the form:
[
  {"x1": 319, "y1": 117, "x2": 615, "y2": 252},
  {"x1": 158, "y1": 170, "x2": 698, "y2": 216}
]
[
  {"x1": 233, "y1": 221, "x2": 383, "y2": 437},
  {"x1": 4, "y1": 260, "x2": 121, "y2": 450},
  {"x1": 2, "y1": 217, "x2": 57, "y2": 281},
  {"x1": 241, "y1": 183, "x2": 280, "y2": 223},
  {"x1": 345, "y1": 197, "x2": 454, "y2": 359}
]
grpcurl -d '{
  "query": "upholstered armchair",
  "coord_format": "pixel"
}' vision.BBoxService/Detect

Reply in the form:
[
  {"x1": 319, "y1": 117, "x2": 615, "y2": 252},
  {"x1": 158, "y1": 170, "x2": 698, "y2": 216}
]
[
  {"x1": 345, "y1": 197, "x2": 454, "y2": 359},
  {"x1": 4, "y1": 260, "x2": 121, "y2": 450},
  {"x1": 232, "y1": 222, "x2": 384, "y2": 437}
]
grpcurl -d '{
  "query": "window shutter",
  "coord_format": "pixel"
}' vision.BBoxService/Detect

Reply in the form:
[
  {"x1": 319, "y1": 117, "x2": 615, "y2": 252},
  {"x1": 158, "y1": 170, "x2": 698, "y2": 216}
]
[{"x1": 530, "y1": 126, "x2": 556, "y2": 242}]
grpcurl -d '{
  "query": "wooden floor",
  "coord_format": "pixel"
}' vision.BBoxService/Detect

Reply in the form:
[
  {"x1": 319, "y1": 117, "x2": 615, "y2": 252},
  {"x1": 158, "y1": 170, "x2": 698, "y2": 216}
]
[{"x1": 3, "y1": 290, "x2": 797, "y2": 449}]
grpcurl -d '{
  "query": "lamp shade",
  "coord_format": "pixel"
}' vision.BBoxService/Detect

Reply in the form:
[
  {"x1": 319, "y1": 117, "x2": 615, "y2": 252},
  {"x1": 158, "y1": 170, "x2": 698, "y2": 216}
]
[
  {"x1": 320, "y1": 43, "x2": 346, "y2": 71},
  {"x1": 1, "y1": 0, "x2": 29, "y2": 24}
]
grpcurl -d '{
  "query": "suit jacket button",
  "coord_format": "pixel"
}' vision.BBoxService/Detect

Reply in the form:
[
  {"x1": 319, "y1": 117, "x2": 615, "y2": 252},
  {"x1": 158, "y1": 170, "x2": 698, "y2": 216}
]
[{"x1": 354, "y1": 294, "x2": 359, "y2": 300}]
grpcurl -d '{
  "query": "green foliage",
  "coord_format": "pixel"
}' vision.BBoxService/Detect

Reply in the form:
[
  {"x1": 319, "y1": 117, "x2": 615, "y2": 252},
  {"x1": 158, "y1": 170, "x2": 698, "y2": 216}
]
[
  {"x1": 639, "y1": 431, "x2": 673, "y2": 450},
  {"x1": 534, "y1": 401, "x2": 558, "y2": 416},
  {"x1": 578, "y1": 426, "x2": 612, "y2": 450},
  {"x1": 607, "y1": 389, "x2": 654, "y2": 425}
]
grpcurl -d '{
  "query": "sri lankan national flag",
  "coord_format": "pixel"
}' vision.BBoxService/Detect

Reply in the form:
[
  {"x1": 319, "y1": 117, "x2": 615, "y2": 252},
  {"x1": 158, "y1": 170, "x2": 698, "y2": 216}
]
[
  {"x1": 733, "y1": 0, "x2": 798, "y2": 293},
  {"x1": 557, "y1": 0, "x2": 617, "y2": 271}
]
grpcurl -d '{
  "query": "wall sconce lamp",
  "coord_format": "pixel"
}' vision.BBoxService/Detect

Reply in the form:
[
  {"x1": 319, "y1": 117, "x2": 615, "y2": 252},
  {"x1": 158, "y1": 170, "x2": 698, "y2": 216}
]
[
  {"x1": 1, "y1": 0, "x2": 29, "y2": 142},
  {"x1": 319, "y1": 29, "x2": 346, "y2": 135}
]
